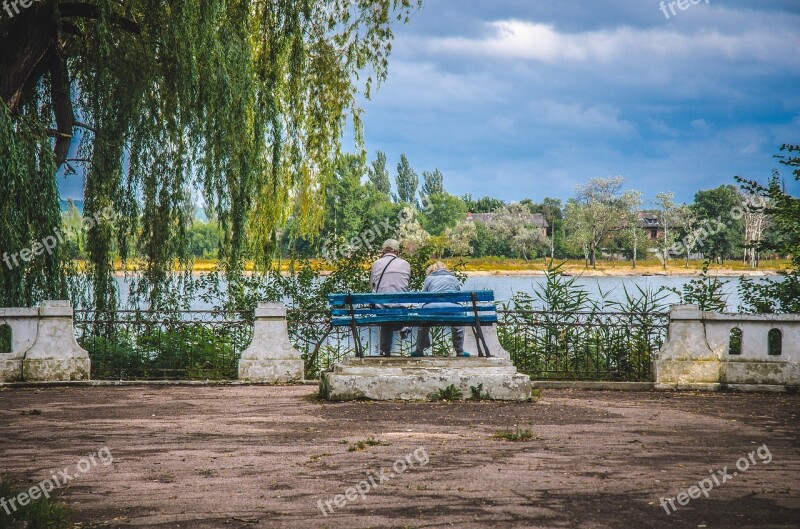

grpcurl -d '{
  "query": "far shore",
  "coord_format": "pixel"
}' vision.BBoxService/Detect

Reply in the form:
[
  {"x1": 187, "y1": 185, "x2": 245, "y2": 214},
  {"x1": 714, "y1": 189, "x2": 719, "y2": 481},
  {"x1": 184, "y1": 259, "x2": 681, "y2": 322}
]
[
  {"x1": 103, "y1": 257, "x2": 792, "y2": 278},
  {"x1": 462, "y1": 268, "x2": 781, "y2": 278}
]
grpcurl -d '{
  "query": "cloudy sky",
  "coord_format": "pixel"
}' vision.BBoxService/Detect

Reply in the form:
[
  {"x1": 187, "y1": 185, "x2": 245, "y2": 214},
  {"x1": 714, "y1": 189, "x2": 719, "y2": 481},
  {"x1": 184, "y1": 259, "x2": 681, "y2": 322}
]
[
  {"x1": 350, "y1": 0, "x2": 800, "y2": 204},
  {"x1": 58, "y1": 0, "x2": 800, "y2": 206}
]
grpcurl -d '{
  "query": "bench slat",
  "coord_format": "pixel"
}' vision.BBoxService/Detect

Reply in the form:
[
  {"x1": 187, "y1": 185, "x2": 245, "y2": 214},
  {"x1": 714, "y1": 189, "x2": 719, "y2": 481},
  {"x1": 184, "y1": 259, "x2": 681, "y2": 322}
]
[
  {"x1": 331, "y1": 314, "x2": 498, "y2": 326},
  {"x1": 331, "y1": 306, "x2": 495, "y2": 316},
  {"x1": 328, "y1": 290, "x2": 494, "y2": 306}
]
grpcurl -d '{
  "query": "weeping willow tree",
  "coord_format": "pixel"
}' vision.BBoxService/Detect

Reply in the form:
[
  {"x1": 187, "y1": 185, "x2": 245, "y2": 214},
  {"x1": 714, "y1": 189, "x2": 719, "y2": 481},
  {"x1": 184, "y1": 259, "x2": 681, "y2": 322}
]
[{"x1": 0, "y1": 0, "x2": 417, "y2": 309}]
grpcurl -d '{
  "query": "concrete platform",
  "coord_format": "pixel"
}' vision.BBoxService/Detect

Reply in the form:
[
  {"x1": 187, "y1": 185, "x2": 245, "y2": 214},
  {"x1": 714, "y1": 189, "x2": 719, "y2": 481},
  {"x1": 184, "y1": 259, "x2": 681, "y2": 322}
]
[{"x1": 320, "y1": 356, "x2": 532, "y2": 401}]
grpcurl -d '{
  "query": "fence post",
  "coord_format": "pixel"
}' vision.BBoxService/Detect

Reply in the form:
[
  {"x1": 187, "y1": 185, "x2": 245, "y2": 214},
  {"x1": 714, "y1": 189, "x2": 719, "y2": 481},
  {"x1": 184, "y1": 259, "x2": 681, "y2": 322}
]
[
  {"x1": 22, "y1": 301, "x2": 91, "y2": 381},
  {"x1": 0, "y1": 308, "x2": 39, "y2": 382},
  {"x1": 655, "y1": 304, "x2": 720, "y2": 390},
  {"x1": 238, "y1": 302, "x2": 304, "y2": 383}
]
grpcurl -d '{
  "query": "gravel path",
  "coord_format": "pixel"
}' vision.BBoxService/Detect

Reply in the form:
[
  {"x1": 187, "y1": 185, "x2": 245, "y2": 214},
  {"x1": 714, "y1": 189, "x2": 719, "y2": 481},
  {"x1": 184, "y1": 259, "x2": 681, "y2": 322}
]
[{"x1": 1, "y1": 386, "x2": 798, "y2": 528}]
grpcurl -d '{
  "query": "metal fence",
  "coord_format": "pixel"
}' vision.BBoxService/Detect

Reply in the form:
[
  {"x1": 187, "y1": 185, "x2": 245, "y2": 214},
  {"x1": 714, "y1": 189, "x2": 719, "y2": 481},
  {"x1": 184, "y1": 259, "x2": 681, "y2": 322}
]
[
  {"x1": 74, "y1": 310, "x2": 253, "y2": 380},
  {"x1": 74, "y1": 309, "x2": 668, "y2": 381},
  {"x1": 497, "y1": 310, "x2": 669, "y2": 381}
]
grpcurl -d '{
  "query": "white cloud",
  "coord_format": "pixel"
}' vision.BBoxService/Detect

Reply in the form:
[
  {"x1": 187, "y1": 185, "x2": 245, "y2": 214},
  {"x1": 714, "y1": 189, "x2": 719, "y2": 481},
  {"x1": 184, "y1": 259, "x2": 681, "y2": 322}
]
[
  {"x1": 531, "y1": 100, "x2": 636, "y2": 136},
  {"x1": 426, "y1": 19, "x2": 800, "y2": 69}
]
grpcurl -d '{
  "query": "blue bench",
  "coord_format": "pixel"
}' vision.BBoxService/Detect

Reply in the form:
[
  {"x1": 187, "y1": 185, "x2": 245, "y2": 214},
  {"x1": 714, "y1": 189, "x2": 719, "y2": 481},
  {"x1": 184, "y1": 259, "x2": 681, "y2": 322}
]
[{"x1": 327, "y1": 290, "x2": 497, "y2": 358}]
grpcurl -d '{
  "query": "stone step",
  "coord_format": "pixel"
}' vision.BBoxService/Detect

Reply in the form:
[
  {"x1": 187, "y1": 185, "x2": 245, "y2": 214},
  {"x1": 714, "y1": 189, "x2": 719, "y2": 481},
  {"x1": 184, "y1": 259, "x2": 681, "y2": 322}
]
[
  {"x1": 332, "y1": 357, "x2": 517, "y2": 375},
  {"x1": 323, "y1": 371, "x2": 532, "y2": 401}
]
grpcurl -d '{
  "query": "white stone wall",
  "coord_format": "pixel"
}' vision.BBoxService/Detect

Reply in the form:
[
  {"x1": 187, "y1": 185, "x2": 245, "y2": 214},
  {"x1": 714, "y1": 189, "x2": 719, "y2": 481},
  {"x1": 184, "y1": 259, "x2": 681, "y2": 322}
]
[
  {"x1": 0, "y1": 301, "x2": 90, "y2": 382},
  {"x1": 656, "y1": 305, "x2": 800, "y2": 389}
]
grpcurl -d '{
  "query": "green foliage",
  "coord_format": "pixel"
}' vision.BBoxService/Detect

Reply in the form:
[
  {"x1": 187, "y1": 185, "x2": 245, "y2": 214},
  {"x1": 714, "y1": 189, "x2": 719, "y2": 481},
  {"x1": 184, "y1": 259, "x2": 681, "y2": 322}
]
[
  {"x1": 421, "y1": 168, "x2": 444, "y2": 198},
  {"x1": 430, "y1": 384, "x2": 464, "y2": 401},
  {"x1": 737, "y1": 144, "x2": 800, "y2": 313},
  {"x1": 692, "y1": 185, "x2": 745, "y2": 262},
  {"x1": 469, "y1": 383, "x2": 492, "y2": 400},
  {"x1": 348, "y1": 438, "x2": 386, "y2": 451},
  {"x1": 394, "y1": 153, "x2": 419, "y2": 205},
  {"x1": 667, "y1": 261, "x2": 728, "y2": 312},
  {"x1": 1, "y1": 0, "x2": 418, "y2": 309},
  {"x1": 368, "y1": 151, "x2": 392, "y2": 197},
  {"x1": 493, "y1": 425, "x2": 534, "y2": 442},
  {"x1": 462, "y1": 195, "x2": 506, "y2": 213},
  {"x1": 81, "y1": 322, "x2": 247, "y2": 380},
  {"x1": 0, "y1": 474, "x2": 71, "y2": 529},
  {"x1": 419, "y1": 193, "x2": 466, "y2": 236},
  {"x1": 187, "y1": 222, "x2": 222, "y2": 259},
  {"x1": 498, "y1": 260, "x2": 669, "y2": 381},
  {"x1": 0, "y1": 104, "x2": 67, "y2": 307},
  {"x1": 738, "y1": 271, "x2": 800, "y2": 314},
  {"x1": 564, "y1": 177, "x2": 627, "y2": 267}
]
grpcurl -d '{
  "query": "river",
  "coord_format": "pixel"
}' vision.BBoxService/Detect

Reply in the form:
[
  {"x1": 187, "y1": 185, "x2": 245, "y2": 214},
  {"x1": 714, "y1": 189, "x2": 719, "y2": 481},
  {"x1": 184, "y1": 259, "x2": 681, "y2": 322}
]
[{"x1": 113, "y1": 273, "x2": 777, "y2": 312}]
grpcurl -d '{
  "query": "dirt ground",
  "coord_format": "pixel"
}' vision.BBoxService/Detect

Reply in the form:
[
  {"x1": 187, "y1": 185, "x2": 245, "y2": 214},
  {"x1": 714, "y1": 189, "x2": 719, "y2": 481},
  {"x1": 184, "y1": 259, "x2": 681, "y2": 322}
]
[{"x1": 0, "y1": 386, "x2": 798, "y2": 529}]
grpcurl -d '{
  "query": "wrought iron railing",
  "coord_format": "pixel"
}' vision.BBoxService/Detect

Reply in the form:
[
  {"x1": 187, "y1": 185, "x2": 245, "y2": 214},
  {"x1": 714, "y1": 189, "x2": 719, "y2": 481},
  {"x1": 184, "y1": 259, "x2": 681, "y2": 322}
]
[
  {"x1": 74, "y1": 310, "x2": 252, "y2": 380},
  {"x1": 497, "y1": 310, "x2": 669, "y2": 381},
  {"x1": 74, "y1": 309, "x2": 668, "y2": 381}
]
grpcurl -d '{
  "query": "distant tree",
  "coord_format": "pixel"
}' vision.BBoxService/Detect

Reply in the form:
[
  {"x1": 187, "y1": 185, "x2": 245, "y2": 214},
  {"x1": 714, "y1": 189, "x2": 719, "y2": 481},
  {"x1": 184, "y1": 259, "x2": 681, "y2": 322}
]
[
  {"x1": 740, "y1": 185, "x2": 770, "y2": 268},
  {"x1": 419, "y1": 193, "x2": 466, "y2": 236},
  {"x1": 395, "y1": 154, "x2": 419, "y2": 205},
  {"x1": 461, "y1": 195, "x2": 506, "y2": 213},
  {"x1": 188, "y1": 222, "x2": 222, "y2": 259},
  {"x1": 398, "y1": 207, "x2": 429, "y2": 253},
  {"x1": 691, "y1": 185, "x2": 745, "y2": 264},
  {"x1": 620, "y1": 191, "x2": 645, "y2": 268},
  {"x1": 529, "y1": 197, "x2": 564, "y2": 259},
  {"x1": 490, "y1": 203, "x2": 548, "y2": 262},
  {"x1": 654, "y1": 191, "x2": 681, "y2": 270},
  {"x1": 0, "y1": 0, "x2": 418, "y2": 308},
  {"x1": 737, "y1": 144, "x2": 800, "y2": 313},
  {"x1": 323, "y1": 154, "x2": 369, "y2": 242},
  {"x1": 445, "y1": 221, "x2": 477, "y2": 256},
  {"x1": 368, "y1": 151, "x2": 392, "y2": 198},
  {"x1": 565, "y1": 177, "x2": 627, "y2": 268},
  {"x1": 511, "y1": 226, "x2": 548, "y2": 262},
  {"x1": 421, "y1": 169, "x2": 444, "y2": 198}
]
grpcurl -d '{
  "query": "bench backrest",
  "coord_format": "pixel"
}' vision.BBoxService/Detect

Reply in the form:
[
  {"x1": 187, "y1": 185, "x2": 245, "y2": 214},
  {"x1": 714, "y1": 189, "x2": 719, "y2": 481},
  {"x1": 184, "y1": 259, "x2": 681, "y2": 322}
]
[
  {"x1": 328, "y1": 290, "x2": 494, "y2": 306},
  {"x1": 328, "y1": 290, "x2": 497, "y2": 326}
]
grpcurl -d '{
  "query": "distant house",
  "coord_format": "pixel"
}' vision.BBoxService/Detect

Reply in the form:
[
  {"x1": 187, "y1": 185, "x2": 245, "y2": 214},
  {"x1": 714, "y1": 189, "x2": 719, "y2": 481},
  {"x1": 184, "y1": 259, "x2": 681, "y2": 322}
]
[
  {"x1": 465, "y1": 212, "x2": 550, "y2": 237},
  {"x1": 637, "y1": 213, "x2": 662, "y2": 240}
]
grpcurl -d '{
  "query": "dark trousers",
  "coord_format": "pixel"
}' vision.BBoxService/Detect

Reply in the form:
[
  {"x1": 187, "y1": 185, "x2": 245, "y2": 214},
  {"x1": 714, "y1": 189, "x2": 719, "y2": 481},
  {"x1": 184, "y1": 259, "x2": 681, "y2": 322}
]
[
  {"x1": 379, "y1": 325, "x2": 402, "y2": 355},
  {"x1": 415, "y1": 326, "x2": 464, "y2": 354}
]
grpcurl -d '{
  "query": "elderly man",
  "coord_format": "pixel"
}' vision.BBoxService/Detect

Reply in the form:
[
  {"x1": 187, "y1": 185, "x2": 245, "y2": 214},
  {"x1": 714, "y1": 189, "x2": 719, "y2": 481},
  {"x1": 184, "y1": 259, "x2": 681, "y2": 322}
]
[{"x1": 370, "y1": 239, "x2": 410, "y2": 356}]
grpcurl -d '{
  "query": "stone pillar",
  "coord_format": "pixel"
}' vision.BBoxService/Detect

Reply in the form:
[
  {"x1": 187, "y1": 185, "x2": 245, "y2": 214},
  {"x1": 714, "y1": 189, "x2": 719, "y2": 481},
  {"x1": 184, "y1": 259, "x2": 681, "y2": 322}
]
[
  {"x1": 0, "y1": 308, "x2": 39, "y2": 382},
  {"x1": 655, "y1": 304, "x2": 720, "y2": 390},
  {"x1": 462, "y1": 324, "x2": 511, "y2": 359},
  {"x1": 238, "y1": 303, "x2": 304, "y2": 383},
  {"x1": 22, "y1": 301, "x2": 90, "y2": 381}
]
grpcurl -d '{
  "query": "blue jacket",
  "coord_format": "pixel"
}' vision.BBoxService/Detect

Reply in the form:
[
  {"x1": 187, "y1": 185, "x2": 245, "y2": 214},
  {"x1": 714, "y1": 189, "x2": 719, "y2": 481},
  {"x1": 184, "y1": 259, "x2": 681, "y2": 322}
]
[
  {"x1": 423, "y1": 269, "x2": 460, "y2": 293},
  {"x1": 423, "y1": 270, "x2": 461, "y2": 309}
]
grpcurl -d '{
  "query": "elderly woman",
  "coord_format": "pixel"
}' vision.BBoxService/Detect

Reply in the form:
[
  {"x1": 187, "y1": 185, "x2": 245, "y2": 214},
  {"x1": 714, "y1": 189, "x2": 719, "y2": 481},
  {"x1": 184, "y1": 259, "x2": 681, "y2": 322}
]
[{"x1": 412, "y1": 261, "x2": 470, "y2": 357}]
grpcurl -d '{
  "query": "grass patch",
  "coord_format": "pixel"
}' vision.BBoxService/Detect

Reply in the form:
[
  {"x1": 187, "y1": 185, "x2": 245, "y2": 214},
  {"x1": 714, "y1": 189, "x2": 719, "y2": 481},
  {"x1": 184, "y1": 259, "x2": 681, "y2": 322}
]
[
  {"x1": 347, "y1": 438, "x2": 387, "y2": 452},
  {"x1": 494, "y1": 425, "x2": 535, "y2": 442},
  {"x1": 0, "y1": 474, "x2": 71, "y2": 529},
  {"x1": 469, "y1": 384, "x2": 492, "y2": 401},
  {"x1": 430, "y1": 384, "x2": 463, "y2": 402}
]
